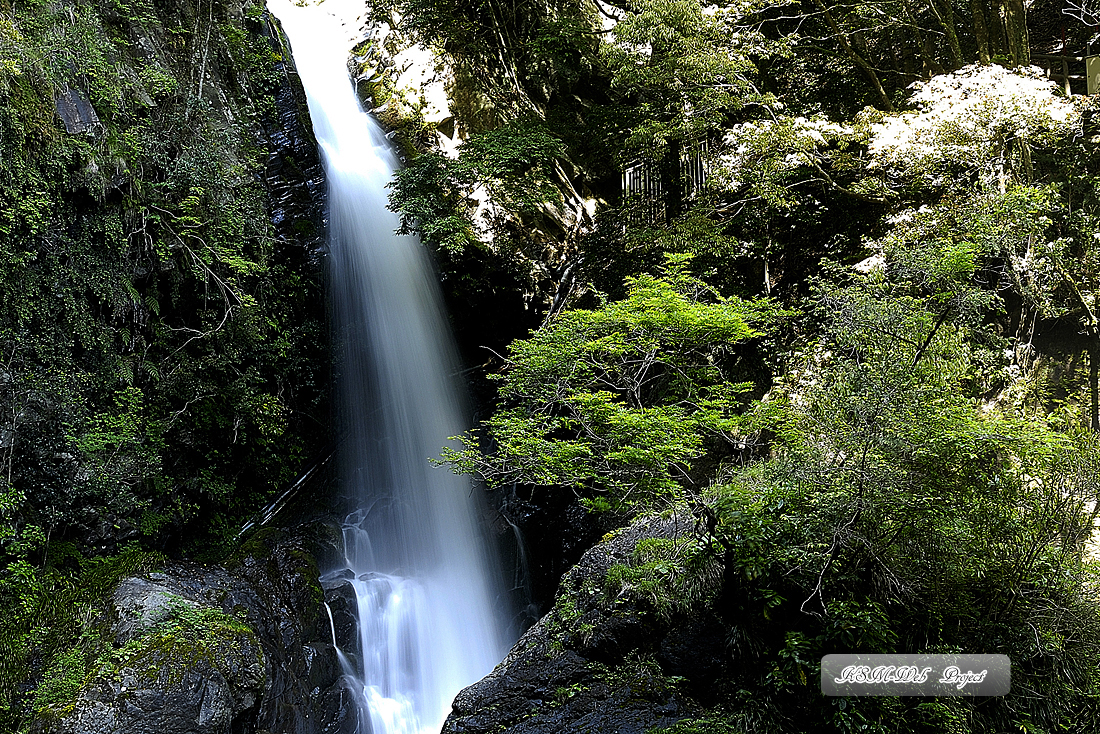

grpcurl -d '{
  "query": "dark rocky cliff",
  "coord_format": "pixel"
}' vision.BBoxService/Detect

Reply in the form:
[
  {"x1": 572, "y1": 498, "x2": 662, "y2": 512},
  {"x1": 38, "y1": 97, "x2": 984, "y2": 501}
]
[
  {"x1": 1, "y1": 0, "x2": 338, "y2": 728},
  {"x1": 0, "y1": 0, "x2": 330, "y2": 559},
  {"x1": 444, "y1": 515, "x2": 724, "y2": 734}
]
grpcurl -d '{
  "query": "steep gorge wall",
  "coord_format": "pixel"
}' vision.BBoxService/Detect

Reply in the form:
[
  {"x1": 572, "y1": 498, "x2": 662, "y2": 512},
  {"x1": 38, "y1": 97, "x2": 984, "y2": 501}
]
[
  {"x1": 0, "y1": 0, "x2": 329, "y2": 557},
  {"x1": 0, "y1": 0, "x2": 339, "y2": 727}
]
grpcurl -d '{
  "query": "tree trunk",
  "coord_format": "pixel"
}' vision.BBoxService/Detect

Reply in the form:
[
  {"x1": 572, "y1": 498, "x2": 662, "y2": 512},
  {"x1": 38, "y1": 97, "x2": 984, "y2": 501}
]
[
  {"x1": 931, "y1": 0, "x2": 963, "y2": 68},
  {"x1": 1018, "y1": 139, "x2": 1033, "y2": 183},
  {"x1": 1002, "y1": 0, "x2": 1030, "y2": 66},
  {"x1": 813, "y1": 0, "x2": 896, "y2": 111},
  {"x1": 971, "y1": 0, "x2": 991, "y2": 63},
  {"x1": 990, "y1": 0, "x2": 1007, "y2": 59},
  {"x1": 899, "y1": 0, "x2": 944, "y2": 75}
]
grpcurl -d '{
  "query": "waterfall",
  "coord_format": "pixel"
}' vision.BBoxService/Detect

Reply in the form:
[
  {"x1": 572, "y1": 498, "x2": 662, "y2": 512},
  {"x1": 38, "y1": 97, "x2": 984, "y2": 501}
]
[{"x1": 268, "y1": 2, "x2": 509, "y2": 732}]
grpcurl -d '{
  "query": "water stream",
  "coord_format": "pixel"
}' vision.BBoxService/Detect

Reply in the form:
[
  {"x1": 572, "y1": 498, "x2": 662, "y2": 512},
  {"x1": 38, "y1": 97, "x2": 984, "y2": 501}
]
[{"x1": 268, "y1": 2, "x2": 509, "y2": 731}]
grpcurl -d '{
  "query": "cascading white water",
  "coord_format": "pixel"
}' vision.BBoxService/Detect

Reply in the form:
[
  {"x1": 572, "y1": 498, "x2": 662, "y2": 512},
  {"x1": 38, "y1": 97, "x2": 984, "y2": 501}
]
[{"x1": 268, "y1": 2, "x2": 509, "y2": 732}]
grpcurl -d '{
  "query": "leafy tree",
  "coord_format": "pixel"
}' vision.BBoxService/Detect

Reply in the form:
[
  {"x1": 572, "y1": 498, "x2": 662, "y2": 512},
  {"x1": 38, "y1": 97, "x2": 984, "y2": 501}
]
[
  {"x1": 600, "y1": 0, "x2": 769, "y2": 157},
  {"x1": 865, "y1": 64, "x2": 1076, "y2": 195},
  {"x1": 389, "y1": 120, "x2": 567, "y2": 257},
  {"x1": 443, "y1": 256, "x2": 773, "y2": 512},
  {"x1": 693, "y1": 234, "x2": 1100, "y2": 731},
  {"x1": 761, "y1": 0, "x2": 1034, "y2": 118}
]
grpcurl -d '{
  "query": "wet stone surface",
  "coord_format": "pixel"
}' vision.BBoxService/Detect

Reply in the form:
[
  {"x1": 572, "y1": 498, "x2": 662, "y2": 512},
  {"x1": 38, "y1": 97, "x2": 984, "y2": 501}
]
[
  {"x1": 34, "y1": 523, "x2": 354, "y2": 734},
  {"x1": 444, "y1": 515, "x2": 725, "y2": 734}
]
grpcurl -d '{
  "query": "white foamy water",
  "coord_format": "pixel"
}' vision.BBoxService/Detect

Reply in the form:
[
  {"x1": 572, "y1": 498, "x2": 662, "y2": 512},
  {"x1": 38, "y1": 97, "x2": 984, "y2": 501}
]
[{"x1": 267, "y1": 2, "x2": 509, "y2": 731}]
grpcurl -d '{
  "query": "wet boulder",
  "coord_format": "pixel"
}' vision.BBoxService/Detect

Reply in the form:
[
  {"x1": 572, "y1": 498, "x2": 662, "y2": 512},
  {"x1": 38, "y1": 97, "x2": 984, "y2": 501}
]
[
  {"x1": 444, "y1": 514, "x2": 722, "y2": 734},
  {"x1": 32, "y1": 571, "x2": 265, "y2": 734},
  {"x1": 29, "y1": 524, "x2": 353, "y2": 734}
]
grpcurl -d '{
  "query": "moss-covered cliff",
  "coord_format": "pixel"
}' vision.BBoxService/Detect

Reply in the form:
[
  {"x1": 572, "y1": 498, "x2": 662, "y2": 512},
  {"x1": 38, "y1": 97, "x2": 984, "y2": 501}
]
[
  {"x1": 0, "y1": 0, "x2": 330, "y2": 724},
  {"x1": 0, "y1": 0, "x2": 329, "y2": 552}
]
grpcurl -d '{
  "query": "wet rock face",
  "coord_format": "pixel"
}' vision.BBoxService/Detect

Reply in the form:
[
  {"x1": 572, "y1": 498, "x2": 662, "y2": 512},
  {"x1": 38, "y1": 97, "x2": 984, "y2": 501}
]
[
  {"x1": 445, "y1": 515, "x2": 725, "y2": 734},
  {"x1": 54, "y1": 87, "x2": 101, "y2": 134},
  {"x1": 228, "y1": 524, "x2": 355, "y2": 734},
  {"x1": 320, "y1": 572, "x2": 362, "y2": 662},
  {"x1": 495, "y1": 485, "x2": 617, "y2": 627},
  {"x1": 45, "y1": 631, "x2": 265, "y2": 734},
  {"x1": 264, "y1": 13, "x2": 327, "y2": 263}
]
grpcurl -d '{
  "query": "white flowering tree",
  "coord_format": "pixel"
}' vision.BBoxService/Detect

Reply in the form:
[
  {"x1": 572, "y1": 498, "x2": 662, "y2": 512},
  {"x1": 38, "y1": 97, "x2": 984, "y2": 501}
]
[
  {"x1": 863, "y1": 64, "x2": 1100, "y2": 429},
  {"x1": 867, "y1": 64, "x2": 1080, "y2": 192}
]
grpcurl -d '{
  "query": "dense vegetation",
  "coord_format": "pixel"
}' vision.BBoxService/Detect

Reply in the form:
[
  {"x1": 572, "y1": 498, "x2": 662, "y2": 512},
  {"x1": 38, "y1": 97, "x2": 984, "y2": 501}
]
[
  {"x1": 369, "y1": 0, "x2": 1100, "y2": 730},
  {"x1": 0, "y1": 0, "x2": 328, "y2": 727},
  {"x1": 5, "y1": 0, "x2": 1100, "y2": 731}
]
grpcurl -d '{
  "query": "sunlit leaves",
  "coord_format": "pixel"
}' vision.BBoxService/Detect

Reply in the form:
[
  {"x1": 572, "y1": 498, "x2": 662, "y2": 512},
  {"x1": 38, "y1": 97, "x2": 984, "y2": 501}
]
[
  {"x1": 868, "y1": 64, "x2": 1080, "y2": 191},
  {"x1": 601, "y1": 0, "x2": 764, "y2": 155},
  {"x1": 389, "y1": 120, "x2": 566, "y2": 255},
  {"x1": 705, "y1": 234, "x2": 1100, "y2": 726},
  {"x1": 443, "y1": 256, "x2": 766, "y2": 510}
]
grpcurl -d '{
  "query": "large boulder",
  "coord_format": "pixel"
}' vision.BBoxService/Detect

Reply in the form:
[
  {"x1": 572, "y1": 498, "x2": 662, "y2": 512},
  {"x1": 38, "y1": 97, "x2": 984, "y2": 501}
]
[
  {"x1": 29, "y1": 524, "x2": 359, "y2": 734},
  {"x1": 444, "y1": 514, "x2": 727, "y2": 734},
  {"x1": 37, "y1": 574, "x2": 265, "y2": 734},
  {"x1": 31, "y1": 569, "x2": 265, "y2": 734}
]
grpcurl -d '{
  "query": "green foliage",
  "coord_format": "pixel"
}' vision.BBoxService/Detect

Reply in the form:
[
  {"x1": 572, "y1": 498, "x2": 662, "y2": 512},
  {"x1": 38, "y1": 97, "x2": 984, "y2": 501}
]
[
  {"x1": 442, "y1": 256, "x2": 769, "y2": 511},
  {"x1": 0, "y1": 545, "x2": 164, "y2": 726},
  {"x1": 394, "y1": 0, "x2": 600, "y2": 120},
  {"x1": 593, "y1": 652, "x2": 682, "y2": 701},
  {"x1": 30, "y1": 645, "x2": 89, "y2": 715},
  {"x1": 389, "y1": 151, "x2": 479, "y2": 255},
  {"x1": 867, "y1": 66, "x2": 1075, "y2": 194},
  {"x1": 601, "y1": 0, "x2": 769, "y2": 157},
  {"x1": 460, "y1": 122, "x2": 567, "y2": 207},
  {"x1": 3, "y1": 0, "x2": 1100, "y2": 732},
  {"x1": 0, "y1": 0, "x2": 327, "y2": 554},
  {"x1": 650, "y1": 717, "x2": 741, "y2": 734},
  {"x1": 483, "y1": 145, "x2": 1100, "y2": 727},
  {"x1": 693, "y1": 234, "x2": 1100, "y2": 730},
  {"x1": 390, "y1": 120, "x2": 566, "y2": 256},
  {"x1": 602, "y1": 533, "x2": 721, "y2": 620},
  {"x1": 382, "y1": 5, "x2": 1100, "y2": 731},
  {"x1": 0, "y1": 0, "x2": 326, "y2": 722},
  {"x1": 387, "y1": 0, "x2": 806, "y2": 311}
]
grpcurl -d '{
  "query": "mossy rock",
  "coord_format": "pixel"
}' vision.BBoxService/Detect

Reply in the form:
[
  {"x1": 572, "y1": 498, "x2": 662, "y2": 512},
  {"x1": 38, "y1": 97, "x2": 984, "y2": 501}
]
[
  {"x1": 444, "y1": 514, "x2": 720, "y2": 734},
  {"x1": 30, "y1": 578, "x2": 264, "y2": 734}
]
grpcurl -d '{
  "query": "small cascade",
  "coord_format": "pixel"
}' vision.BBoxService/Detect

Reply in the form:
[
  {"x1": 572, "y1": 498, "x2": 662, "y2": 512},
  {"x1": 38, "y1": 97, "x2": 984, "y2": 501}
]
[
  {"x1": 323, "y1": 601, "x2": 339, "y2": 648},
  {"x1": 321, "y1": 595, "x2": 361, "y2": 682},
  {"x1": 267, "y1": 1, "x2": 510, "y2": 732}
]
